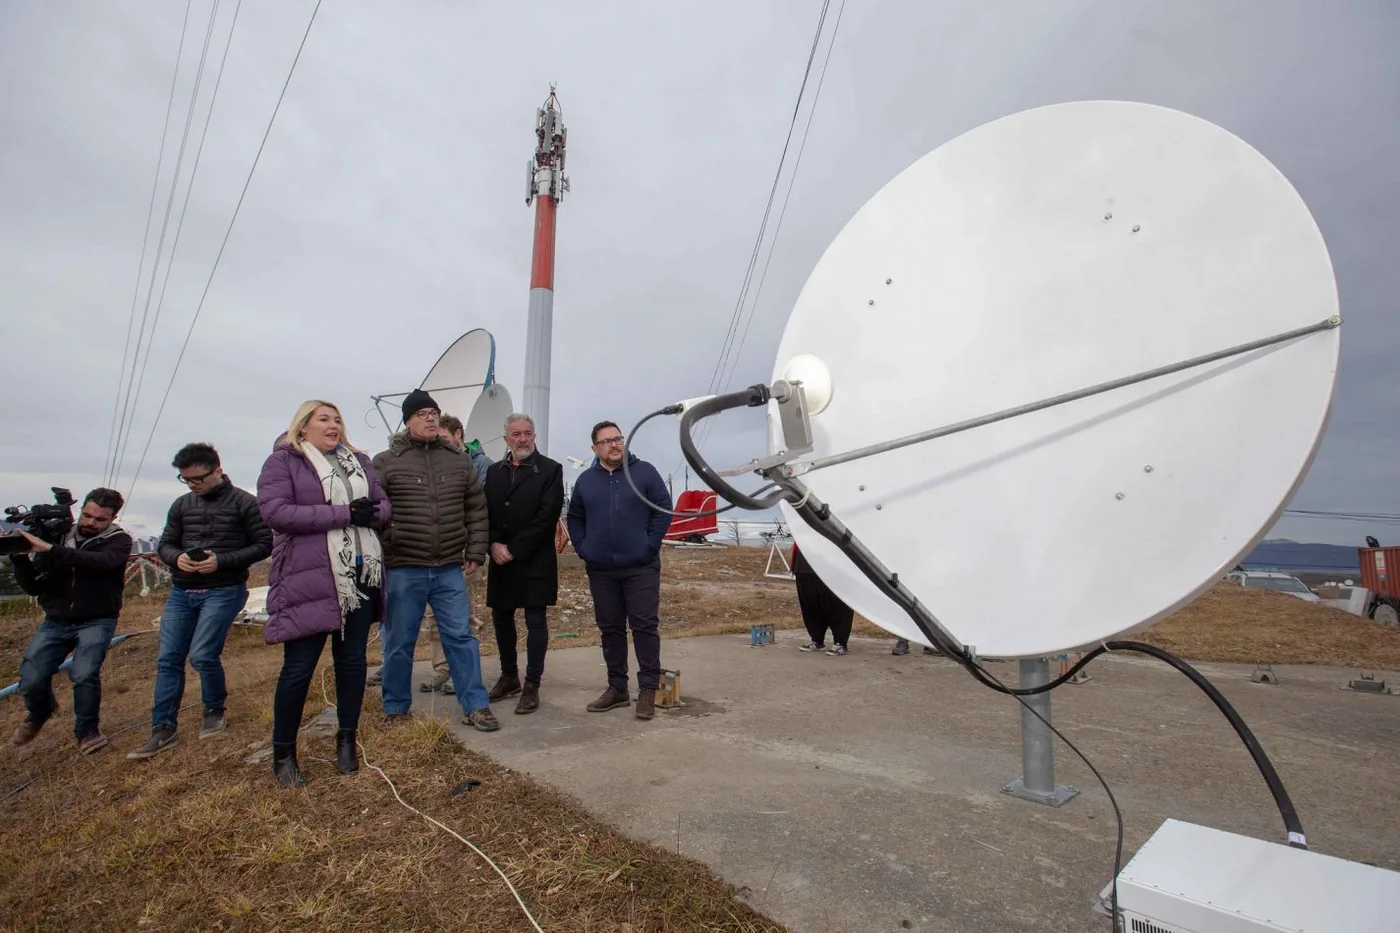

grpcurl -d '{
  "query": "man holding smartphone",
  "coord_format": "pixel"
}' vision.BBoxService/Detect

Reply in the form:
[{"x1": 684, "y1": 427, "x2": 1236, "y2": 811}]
[{"x1": 128, "y1": 443, "x2": 271, "y2": 759}]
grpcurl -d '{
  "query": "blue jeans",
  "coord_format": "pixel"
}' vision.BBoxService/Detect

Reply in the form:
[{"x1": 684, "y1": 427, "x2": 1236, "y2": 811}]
[
  {"x1": 19, "y1": 617, "x2": 118, "y2": 740},
  {"x1": 151, "y1": 584, "x2": 248, "y2": 728},
  {"x1": 381, "y1": 566, "x2": 489, "y2": 715}
]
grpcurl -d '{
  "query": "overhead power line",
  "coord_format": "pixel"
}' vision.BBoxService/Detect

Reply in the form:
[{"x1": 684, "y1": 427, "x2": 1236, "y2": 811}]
[
  {"x1": 105, "y1": 0, "x2": 194, "y2": 486},
  {"x1": 125, "y1": 0, "x2": 325, "y2": 504},
  {"x1": 111, "y1": 0, "x2": 235, "y2": 488}
]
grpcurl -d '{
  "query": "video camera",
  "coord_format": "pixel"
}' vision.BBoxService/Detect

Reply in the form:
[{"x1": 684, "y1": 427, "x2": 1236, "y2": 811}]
[{"x1": 0, "y1": 488, "x2": 76, "y2": 557}]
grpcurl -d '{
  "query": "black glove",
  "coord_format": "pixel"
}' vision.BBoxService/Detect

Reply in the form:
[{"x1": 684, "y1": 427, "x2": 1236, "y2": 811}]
[{"x1": 349, "y1": 497, "x2": 376, "y2": 528}]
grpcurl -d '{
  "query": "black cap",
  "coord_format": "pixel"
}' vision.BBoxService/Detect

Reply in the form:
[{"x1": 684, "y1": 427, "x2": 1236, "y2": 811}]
[{"x1": 402, "y1": 388, "x2": 440, "y2": 423}]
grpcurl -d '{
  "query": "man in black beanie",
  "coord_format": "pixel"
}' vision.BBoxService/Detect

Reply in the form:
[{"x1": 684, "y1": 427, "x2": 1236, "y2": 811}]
[{"x1": 372, "y1": 389, "x2": 499, "y2": 731}]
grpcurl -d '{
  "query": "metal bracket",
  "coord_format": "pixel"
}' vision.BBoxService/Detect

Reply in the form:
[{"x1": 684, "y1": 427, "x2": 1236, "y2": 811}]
[
  {"x1": 1251, "y1": 664, "x2": 1279, "y2": 685},
  {"x1": 1345, "y1": 671, "x2": 1393, "y2": 694}
]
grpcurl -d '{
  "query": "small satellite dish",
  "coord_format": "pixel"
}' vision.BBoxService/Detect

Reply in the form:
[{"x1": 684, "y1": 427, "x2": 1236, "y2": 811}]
[
  {"x1": 772, "y1": 100, "x2": 1341, "y2": 658},
  {"x1": 419, "y1": 328, "x2": 497, "y2": 426},
  {"x1": 371, "y1": 328, "x2": 498, "y2": 439},
  {"x1": 466, "y1": 383, "x2": 515, "y2": 463}
]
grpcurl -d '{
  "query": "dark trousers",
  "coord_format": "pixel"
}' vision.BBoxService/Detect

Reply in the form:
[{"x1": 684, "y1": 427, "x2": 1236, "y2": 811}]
[
  {"x1": 587, "y1": 565, "x2": 661, "y2": 691},
  {"x1": 271, "y1": 587, "x2": 378, "y2": 746},
  {"x1": 19, "y1": 617, "x2": 117, "y2": 740},
  {"x1": 796, "y1": 572, "x2": 853, "y2": 647},
  {"x1": 492, "y1": 606, "x2": 549, "y2": 684}
]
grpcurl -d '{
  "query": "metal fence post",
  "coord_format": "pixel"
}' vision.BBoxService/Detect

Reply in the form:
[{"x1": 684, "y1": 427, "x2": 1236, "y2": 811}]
[{"x1": 1001, "y1": 657, "x2": 1080, "y2": 807}]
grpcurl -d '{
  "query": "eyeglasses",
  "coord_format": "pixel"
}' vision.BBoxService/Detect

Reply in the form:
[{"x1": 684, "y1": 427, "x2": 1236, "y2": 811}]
[
  {"x1": 411, "y1": 409, "x2": 440, "y2": 421},
  {"x1": 178, "y1": 468, "x2": 218, "y2": 486},
  {"x1": 593, "y1": 436, "x2": 624, "y2": 446}
]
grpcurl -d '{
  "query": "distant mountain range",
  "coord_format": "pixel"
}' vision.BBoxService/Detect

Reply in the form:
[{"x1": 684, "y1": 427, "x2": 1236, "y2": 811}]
[{"x1": 1239, "y1": 539, "x2": 1363, "y2": 574}]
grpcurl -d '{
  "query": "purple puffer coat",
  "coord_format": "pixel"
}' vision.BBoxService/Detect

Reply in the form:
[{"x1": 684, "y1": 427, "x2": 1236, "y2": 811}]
[{"x1": 256, "y1": 438, "x2": 392, "y2": 644}]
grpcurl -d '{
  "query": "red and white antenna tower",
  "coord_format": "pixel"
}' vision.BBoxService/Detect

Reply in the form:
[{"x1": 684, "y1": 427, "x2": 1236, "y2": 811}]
[{"x1": 523, "y1": 86, "x2": 568, "y2": 454}]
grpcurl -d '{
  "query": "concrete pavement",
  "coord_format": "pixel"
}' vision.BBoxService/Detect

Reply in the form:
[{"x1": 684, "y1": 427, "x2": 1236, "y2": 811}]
[{"x1": 406, "y1": 632, "x2": 1400, "y2": 932}]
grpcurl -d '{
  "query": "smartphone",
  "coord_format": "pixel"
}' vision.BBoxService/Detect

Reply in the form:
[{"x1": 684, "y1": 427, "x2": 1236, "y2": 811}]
[{"x1": 186, "y1": 548, "x2": 210, "y2": 562}]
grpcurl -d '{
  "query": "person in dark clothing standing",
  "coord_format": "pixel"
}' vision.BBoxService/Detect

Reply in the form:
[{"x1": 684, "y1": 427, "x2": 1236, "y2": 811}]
[
  {"x1": 566, "y1": 420, "x2": 673, "y2": 720},
  {"x1": 792, "y1": 542, "x2": 854, "y2": 656},
  {"x1": 8, "y1": 488, "x2": 133, "y2": 754},
  {"x1": 128, "y1": 443, "x2": 272, "y2": 760},
  {"x1": 483, "y1": 413, "x2": 564, "y2": 715}
]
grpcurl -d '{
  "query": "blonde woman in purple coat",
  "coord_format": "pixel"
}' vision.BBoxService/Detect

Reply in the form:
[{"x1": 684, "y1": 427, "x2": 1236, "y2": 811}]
[{"x1": 257, "y1": 400, "x2": 390, "y2": 788}]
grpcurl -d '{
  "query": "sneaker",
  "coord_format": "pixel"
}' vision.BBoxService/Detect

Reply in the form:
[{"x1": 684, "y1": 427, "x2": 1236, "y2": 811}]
[
  {"x1": 586, "y1": 686, "x2": 631, "y2": 712},
  {"x1": 825, "y1": 644, "x2": 848, "y2": 656},
  {"x1": 78, "y1": 733, "x2": 109, "y2": 755},
  {"x1": 892, "y1": 639, "x2": 910, "y2": 656},
  {"x1": 10, "y1": 717, "x2": 46, "y2": 747},
  {"x1": 419, "y1": 669, "x2": 451, "y2": 693},
  {"x1": 464, "y1": 707, "x2": 500, "y2": 732},
  {"x1": 798, "y1": 641, "x2": 825, "y2": 652},
  {"x1": 127, "y1": 725, "x2": 179, "y2": 759},
  {"x1": 199, "y1": 710, "x2": 227, "y2": 739},
  {"x1": 367, "y1": 667, "x2": 383, "y2": 687}
]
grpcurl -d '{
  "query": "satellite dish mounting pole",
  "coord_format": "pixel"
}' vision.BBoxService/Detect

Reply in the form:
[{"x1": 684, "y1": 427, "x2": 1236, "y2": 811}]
[{"x1": 523, "y1": 86, "x2": 568, "y2": 454}]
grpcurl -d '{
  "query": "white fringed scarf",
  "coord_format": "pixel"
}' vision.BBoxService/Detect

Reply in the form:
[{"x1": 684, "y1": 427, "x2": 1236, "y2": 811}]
[{"x1": 302, "y1": 442, "x2": 384, "y2": 617}]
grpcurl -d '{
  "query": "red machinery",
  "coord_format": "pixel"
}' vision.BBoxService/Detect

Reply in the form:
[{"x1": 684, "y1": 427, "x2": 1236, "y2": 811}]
[{"x1": 665, "y1": 490, "x2": 719, "y2": 544}]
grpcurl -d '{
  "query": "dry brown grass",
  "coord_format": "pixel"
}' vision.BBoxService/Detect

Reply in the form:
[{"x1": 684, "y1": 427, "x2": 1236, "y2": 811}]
[
  {"x1": 1139, "y1": 580, "x2": 1400, "y2": 669},
  {"x1": 0, "y1": 580, "x2": 785, "y2": 932},
  {"x1": 5, "y1": 546, "x2": 1398, "y2": 930}
]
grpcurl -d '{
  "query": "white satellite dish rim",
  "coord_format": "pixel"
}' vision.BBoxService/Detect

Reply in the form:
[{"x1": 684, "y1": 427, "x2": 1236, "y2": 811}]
[
  {"x1": 766, "y1": 98, "x2": 1340, "y2": 659},
  {"x1": 369, "y1": 328, "x2": 499, "y2": 437},
  {"x1": 465, "y1": 382, "x2": 515, "y2": 463}
]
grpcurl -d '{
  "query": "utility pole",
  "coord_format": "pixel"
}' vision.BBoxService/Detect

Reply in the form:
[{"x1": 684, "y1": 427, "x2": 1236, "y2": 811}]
[{"x1": 523, "y1": 86, "x2": 569, "y2": 454}]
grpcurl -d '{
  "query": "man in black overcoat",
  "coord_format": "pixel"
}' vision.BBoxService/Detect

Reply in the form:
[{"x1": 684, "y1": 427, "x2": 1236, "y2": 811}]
[{"x1": 483, "y1": 413, "x2": 565, "y2": 714}]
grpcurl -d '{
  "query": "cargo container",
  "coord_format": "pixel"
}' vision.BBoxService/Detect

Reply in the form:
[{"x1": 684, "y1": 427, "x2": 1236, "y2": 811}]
[{"x1": 1356, "y1": 546, "x2": 1400, "y2": 625}]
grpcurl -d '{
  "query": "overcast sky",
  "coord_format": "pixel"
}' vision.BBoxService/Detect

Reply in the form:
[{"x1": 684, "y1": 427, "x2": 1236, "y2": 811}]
[{"x1": 1, "y1": 0, "x2": 1396, "y2": 548}]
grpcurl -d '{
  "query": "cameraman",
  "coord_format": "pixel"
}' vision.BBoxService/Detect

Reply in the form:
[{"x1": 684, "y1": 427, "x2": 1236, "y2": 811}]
[
  {"x1": 9, "y1": 488, "x2": 133, "y2": 754},
  {"x1": 128, "y1": 443, "x2": 271, "y2": 760}
]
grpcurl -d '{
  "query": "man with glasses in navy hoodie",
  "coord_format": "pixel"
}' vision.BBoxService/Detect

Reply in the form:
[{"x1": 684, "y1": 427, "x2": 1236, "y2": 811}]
[{"x1": 566, "y1": 420, "x2": 673, "y2": 720}]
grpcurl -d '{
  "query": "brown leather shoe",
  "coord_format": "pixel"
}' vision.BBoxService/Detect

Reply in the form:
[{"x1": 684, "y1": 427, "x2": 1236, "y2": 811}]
[
  {"x1": 635, "y1": 687, "x2": 656, "y2": 721},
  {"x1": 515, "y1": 682, "x2": 540, "y2": 715},
  {"x1": 10, "y1": 718, "x2": 45, "y2": 746},
  {"x1": 488, "y1": 674, "x2": 521, "y2": 702},
  {"x1": 586, "y1": 686, "x2": 630, "y2": 712}
]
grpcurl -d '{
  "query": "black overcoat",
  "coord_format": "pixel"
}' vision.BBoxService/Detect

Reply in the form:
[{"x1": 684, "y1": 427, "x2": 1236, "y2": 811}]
[{"x1": 484, "y1": 450, "x2": 565, "y2": 609}]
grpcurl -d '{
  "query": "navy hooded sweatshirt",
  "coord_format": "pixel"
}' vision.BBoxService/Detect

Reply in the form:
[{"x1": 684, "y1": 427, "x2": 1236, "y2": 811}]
[{"x1": 566, "y1": 453, "x2": 673, "y2": 570}]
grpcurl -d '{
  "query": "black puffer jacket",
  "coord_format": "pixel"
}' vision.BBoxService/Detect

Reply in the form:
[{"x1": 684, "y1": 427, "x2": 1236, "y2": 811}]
[
  {"x1": 11, "y1": 525, "x2": 133, "y2": 623},
  {"x1": 158, "y1": 476, "x2": 273, "y2": 589},
  {"x1": 372, "y1": 432, "x2": 488, "y2": 568}
]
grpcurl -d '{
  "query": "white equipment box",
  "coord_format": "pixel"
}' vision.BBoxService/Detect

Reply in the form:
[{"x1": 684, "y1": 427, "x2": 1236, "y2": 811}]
[{"x1": 1117, "y1": 819, "x2": 1400, "y2": 932}]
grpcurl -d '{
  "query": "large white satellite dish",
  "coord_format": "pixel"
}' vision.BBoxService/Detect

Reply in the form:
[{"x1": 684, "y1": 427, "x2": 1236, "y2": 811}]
[
  {"x1": 764, "y1": 99, "x2": 1340, "y2": 658},
  {"x1": 465, "y1": 382, "x2": 516, "y2": 463}
]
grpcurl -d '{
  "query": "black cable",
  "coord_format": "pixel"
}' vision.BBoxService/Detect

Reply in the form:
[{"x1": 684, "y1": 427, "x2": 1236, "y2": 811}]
[
  {"x1": 620, "y1": 407, "x2": 776, "y2": 519},
  {"x1": 672, "y1": 384, "x2": 1308, "y2": 928},
  {"x1": 126, "y1": 0, "x2": 324, "y2": 502}
]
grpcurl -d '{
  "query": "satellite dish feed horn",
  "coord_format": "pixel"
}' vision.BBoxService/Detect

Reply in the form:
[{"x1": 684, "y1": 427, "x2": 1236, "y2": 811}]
[{"x1": 649, "y1": 101, "x2": 1342, "y2": 861}]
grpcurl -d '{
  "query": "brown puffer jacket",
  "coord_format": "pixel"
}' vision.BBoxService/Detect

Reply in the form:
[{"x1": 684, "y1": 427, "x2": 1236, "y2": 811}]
[{"x1": 371, "y1": 431, "x2": 488, "y2": 569}]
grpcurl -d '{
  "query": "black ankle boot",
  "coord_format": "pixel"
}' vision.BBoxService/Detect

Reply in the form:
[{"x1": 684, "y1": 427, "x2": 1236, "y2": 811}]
[
  {"x1": 272, "y1": 742, "x2": 307, "y2": 788},
  {"x1": 336, "y1": 729, "x2": 358, "y2": 775}
]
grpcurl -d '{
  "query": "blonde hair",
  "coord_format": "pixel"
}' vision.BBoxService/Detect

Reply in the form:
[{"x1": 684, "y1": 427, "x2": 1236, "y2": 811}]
[{"x1": 285, "y1": 399, "x2": 359, "y2": 454}]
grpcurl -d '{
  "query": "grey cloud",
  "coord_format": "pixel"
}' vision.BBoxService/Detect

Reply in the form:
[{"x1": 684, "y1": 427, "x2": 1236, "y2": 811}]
[{"x1": 2, "y1": 0, "x2": 1396, "y2": 549}]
